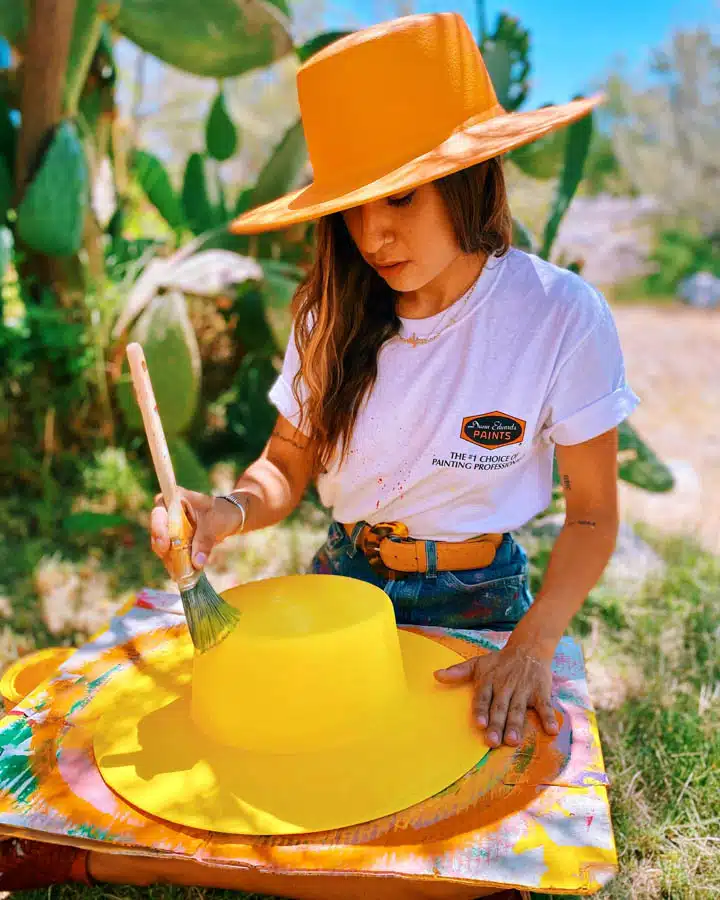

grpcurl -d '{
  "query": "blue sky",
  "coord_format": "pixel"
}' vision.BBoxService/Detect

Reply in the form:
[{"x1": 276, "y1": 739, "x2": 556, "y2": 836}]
[{"x1": 321, "y1": 0, "x2": 718, "y2": 105}]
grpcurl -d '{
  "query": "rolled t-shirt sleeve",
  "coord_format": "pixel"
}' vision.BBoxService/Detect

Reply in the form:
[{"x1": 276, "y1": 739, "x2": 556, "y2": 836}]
[
  {"x1": 540, "y1": 293, "x2": 640, "y2": 446},
  {"x1": 268, "y1": 324, "x2": 312, "y2": 435}
]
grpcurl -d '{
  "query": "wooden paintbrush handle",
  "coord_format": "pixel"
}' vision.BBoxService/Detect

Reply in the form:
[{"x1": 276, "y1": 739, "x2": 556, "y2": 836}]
[
  {"x1": 126, "y1": 342, "x2": 178, "y2": 507},
  {"x1": 125, "y1": 342, "x2": 195, "y2": 571}
]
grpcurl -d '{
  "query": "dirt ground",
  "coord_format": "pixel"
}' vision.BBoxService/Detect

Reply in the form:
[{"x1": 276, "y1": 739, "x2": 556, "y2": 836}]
[{"x1": 612, "y1": 302, "x2": 720, "y2": 555}]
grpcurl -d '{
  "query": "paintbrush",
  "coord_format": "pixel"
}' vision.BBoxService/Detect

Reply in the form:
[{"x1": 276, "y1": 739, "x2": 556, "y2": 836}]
[{"x1": 126, "y1": 341, "x2": 241, "y2": 653}]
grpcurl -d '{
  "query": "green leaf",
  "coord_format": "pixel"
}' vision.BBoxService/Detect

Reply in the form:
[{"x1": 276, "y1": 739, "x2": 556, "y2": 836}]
[
  {"x1": 0, "y1": 96, "x2": 17, "y2": 172},
  {"x1": 296, "y1": 30, "x2": 352, "y2": 63},
  {"x1": 226, "y1": 353, "x2": 279, "y2": 465},
  {"x1": 216, "y1": 174, "x2": 228, "y2": 221},
  {"x1": 173, "y1": 224, "x2": 250, "y2": 259},
  {"x1": 62, "y1": 511, "x2": 133, "y2": 535},
  {"x1": 0, "y1": 224, "x2": 12, "y2": 278},
  {"x1": 182, "y1": 153, "x2": 216, "y2": 236},
  {"x1": 265, "y1": 0, "x2": 290, "y2": 16},
  {"x1": 16, "y1": 120, "x2": 89, "y2": 257},
  {"x1": 511, "y1": 217, "x2": 535, "y2": 253},
  {"x1": 618, "y1": 420, "x2": 675, "y2": 493},
  {"x1": 113, "y1": 0, "x2": 292, "y2": 79},
  {"x1": 132, "y1": 149, "x2": 185, "y2": 231},
  {"x1": 167, "y1": 436, "x2": 210, "y2": 493},
  {"x1": 249, "y1": 119, "x2": 307, "y2": 210},
  {"x1": 258, "y1": 258, "x2": 304, "y2": 309},
  {"x1": 233, "y1": 280, "x2": 277, "y2": 356},
  {"x1": 508, "y1": 127, "x2": 564, "y2": 180},
  {"x1": 205, "y1": 89, "x2": 238, "y2": 162},
  {"x1": 0, "y1": 151, "x2": 12, "y2": 220},
  {"x1": 233, "y1": 186, "x2": 254, "y2": 218},
  {"x1": 64, "y1": 0, "x2": 103, "y2": 116},
  {"x1": 539, "y1": 104, "x2": 594, "y2": 260},
  {"x1": 0, "y1": 1, "x2": 27, "y2": 47}
]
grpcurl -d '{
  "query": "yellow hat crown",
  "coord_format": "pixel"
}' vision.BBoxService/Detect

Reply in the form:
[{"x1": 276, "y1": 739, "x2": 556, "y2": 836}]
[{"x1": 190, "y1": 575, "x2": 408, "y2": 753}]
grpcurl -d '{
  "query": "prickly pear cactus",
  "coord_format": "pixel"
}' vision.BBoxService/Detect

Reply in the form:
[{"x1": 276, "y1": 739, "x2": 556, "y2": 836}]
[
  {"x1": 511, "y1": 217, "x2": 535, "y2": 253},
  {"x1": 480, "y1": 13, "x2": 531, "y2": 112},
  {"x1": 540, "y1": 105, "x2": 595, "y2": 260},
  {"x1": 114, "y1": 0, "x2": 293, "y2": 78},
  {"x1": 167, "y1": 435, "x2": 211, "y2": 494},
  {"x1": 509, "y1": 129, "x2": 565, "y2": 180},
  {"x1": 206, "y1": 89, "x2": 238, "y2": 162},
  {"x1": 182, "y1": 153, "x2": 215, "y2": 236},
  {"x1": 16, "y1": 121, "x2": 89, "y2": 257},
  {"x1": 132, "y1": 149, "x2": 185, "y2": 231},
  {"x1": 0, "y1": 1, "x2": 27, "y2": 47},
  {"x1": 0, "y1": 153, "x2": 12, "y2": 221},
  {"x1": 64, "y1": 0, "x2": 104, "y2": 115},
  {"x1": 117, "y1": 290, "x2": 201, "y2": 436}
]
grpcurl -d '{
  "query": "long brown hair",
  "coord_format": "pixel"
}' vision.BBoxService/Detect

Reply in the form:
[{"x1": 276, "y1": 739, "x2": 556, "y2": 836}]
[{"x1": 291, "y1": 157, "x2": 512, "y2": 475}]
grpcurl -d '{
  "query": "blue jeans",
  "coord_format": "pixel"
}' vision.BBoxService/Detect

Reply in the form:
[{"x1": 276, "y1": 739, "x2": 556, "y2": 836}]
[{"x1": 308, "y1": 522, "x2": 534, "y2": 630}]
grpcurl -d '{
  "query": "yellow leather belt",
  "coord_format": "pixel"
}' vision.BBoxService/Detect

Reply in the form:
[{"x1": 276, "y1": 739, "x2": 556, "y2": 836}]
[{"x1": 342, "y1": 521, "x2": 504, "y2": 578}]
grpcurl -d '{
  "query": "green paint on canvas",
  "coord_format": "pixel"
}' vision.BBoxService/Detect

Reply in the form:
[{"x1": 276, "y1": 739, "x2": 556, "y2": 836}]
[{"x1": 0, "y1": 717, "x2": 40, "y2": 803}]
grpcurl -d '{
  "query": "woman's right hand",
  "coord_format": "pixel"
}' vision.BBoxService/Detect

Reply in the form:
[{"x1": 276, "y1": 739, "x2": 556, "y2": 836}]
[{"x1": 150, "y1": 487, "x2": 246, "y2": 576}]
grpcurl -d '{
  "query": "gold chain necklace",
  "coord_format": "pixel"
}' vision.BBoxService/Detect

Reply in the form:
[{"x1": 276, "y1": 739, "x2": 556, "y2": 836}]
[{"x1": 395, "y1": 278, "x2": 476, "y2": 348}]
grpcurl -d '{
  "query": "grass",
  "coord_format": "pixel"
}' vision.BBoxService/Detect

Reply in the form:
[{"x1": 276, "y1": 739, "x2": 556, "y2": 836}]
[
  {"x1": 600, "y1": 276, "x2": 681, "y2": 308},
  {"x1": 584, "y1": 529, "x2": 719, "y2": 899},
  {"x1": 2, "y1": 491, "x2": 718, "y2": 900}
]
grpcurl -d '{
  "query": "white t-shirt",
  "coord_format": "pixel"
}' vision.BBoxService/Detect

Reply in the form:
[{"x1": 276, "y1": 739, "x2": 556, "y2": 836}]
[{"x1": 268, "y1": 248, "x2": 640, "y2": 541}]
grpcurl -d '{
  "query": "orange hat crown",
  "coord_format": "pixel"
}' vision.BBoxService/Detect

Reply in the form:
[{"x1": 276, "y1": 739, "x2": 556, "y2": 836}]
[{"x1": 299, "y1": 14, "x2": 503, "y2": 195}]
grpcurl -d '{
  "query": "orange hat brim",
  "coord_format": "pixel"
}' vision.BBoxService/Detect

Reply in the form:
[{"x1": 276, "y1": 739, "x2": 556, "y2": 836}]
[{"x1": 230, "y1": 93, "x2": 604, "y2": 235}]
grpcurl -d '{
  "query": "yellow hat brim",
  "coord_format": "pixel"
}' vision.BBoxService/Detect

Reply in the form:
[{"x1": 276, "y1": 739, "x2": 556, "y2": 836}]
[
  {"x1": 93, "y1": 628, "x2": 489, "y2": 835},
  {"x1": 230, "y1": 93, "x2": 603, "y2": 235}
]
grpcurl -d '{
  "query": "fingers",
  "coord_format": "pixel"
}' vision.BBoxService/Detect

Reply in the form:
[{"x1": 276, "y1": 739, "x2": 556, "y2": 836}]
[
  {"x1": 151, "y1": 487, "x2": 213, "y2": 568},
  {"x1": 486, "y1": 689, "x2": 513, "y2": 748},
  {"x1": 150, "y1": 504, "x2": 169, "y2": 557},
  {"x1": 433, "y1": 657, "x2": 477, "y2": 683},
  {"x1": 533, "y1": 694, "x2": 559, "y2": 736},
  {"x1": 191, "y1": 509, "x2": 219, "y2": 569},
  {"x1": 472, "y1": 679, "x2": 493, "y2": 729},
  {"x1": 503, "y1": 692, "x2": 530, "y2": 746}
]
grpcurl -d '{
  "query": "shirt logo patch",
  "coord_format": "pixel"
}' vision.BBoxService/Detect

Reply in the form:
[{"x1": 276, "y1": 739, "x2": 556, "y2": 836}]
[{"x1": 461, "y1": 411, "x2": 526, "y2": 449}]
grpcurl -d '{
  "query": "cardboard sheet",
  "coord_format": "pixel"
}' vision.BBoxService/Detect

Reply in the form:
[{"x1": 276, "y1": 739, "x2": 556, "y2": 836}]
[{"x1": 0, "y1": 588, "x2": 617, "y2": 894}]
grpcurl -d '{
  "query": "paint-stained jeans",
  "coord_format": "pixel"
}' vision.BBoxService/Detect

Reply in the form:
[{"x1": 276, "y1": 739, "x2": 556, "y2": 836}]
[{"x1": 308, "y1": 522, "x2": 534, "y2": 630}]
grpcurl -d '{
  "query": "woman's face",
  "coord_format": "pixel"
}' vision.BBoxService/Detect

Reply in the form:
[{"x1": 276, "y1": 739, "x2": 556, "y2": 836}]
[{"x1": 341, "y1": 182, "x2": 464, "y2": 292}]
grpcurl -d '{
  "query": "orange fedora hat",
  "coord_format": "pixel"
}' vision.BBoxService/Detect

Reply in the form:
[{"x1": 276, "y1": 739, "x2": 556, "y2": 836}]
[{"x1": 230, "y1": 12, "x2": 603, "y2": 235}]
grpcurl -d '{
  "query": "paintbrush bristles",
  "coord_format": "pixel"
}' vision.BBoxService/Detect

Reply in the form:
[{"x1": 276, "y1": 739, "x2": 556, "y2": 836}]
[{"x1": 179, "y1": 573, "x2": 242, "y2": 654}]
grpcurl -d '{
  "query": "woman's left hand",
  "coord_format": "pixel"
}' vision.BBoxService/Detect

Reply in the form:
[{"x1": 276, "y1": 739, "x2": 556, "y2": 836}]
[{"x1": 434, "y1": 644, "x2": 559, "y2": 748}]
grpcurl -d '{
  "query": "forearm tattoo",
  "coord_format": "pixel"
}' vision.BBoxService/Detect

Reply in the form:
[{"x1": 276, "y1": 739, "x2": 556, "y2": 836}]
[
  {"x1": 567, "y1": 519, "x2": 597, "y2": 528},
  {"x1": 272, "y1": 429, "x2": 306, "y2": 450},
  {"x1": 562, "y1": 475, "x2": 571, "y2": 491}
]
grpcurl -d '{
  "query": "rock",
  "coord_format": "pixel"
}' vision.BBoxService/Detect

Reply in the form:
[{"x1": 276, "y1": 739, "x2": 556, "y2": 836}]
[
  {"x1": 601, "y1": 521, "x2": 666, "y2": 597},
  {"x1": 678, "y1": 271, "x2": 720, "y2": 309}
]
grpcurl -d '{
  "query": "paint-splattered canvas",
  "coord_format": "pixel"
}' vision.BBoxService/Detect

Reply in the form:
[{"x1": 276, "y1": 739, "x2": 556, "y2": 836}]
[{"x1": 0, "y1": 589, "x2": 617, "y2": 894}]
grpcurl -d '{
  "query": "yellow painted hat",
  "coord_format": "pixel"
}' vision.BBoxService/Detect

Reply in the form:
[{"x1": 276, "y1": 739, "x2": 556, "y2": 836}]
[
  {"x1": 230, "y1": 12, "x2": 603, "y2": 235},
  {"x1": 93, "y1": 574, "x2": 489, "y2": 835}
]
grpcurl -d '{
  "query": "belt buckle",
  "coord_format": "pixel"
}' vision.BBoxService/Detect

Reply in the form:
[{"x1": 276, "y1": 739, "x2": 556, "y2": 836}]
[{"x1": 362, "y1": 521, "x2": 409, "y2": 579}]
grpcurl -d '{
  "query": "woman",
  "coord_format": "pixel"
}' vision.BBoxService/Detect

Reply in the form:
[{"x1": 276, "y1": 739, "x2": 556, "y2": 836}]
[
  {"x1": 1, "y1": 13, "x2": 638, "y2": 894},
  {"x1": 150, "y1": 14, "x2": 639, "y2": 753}
]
